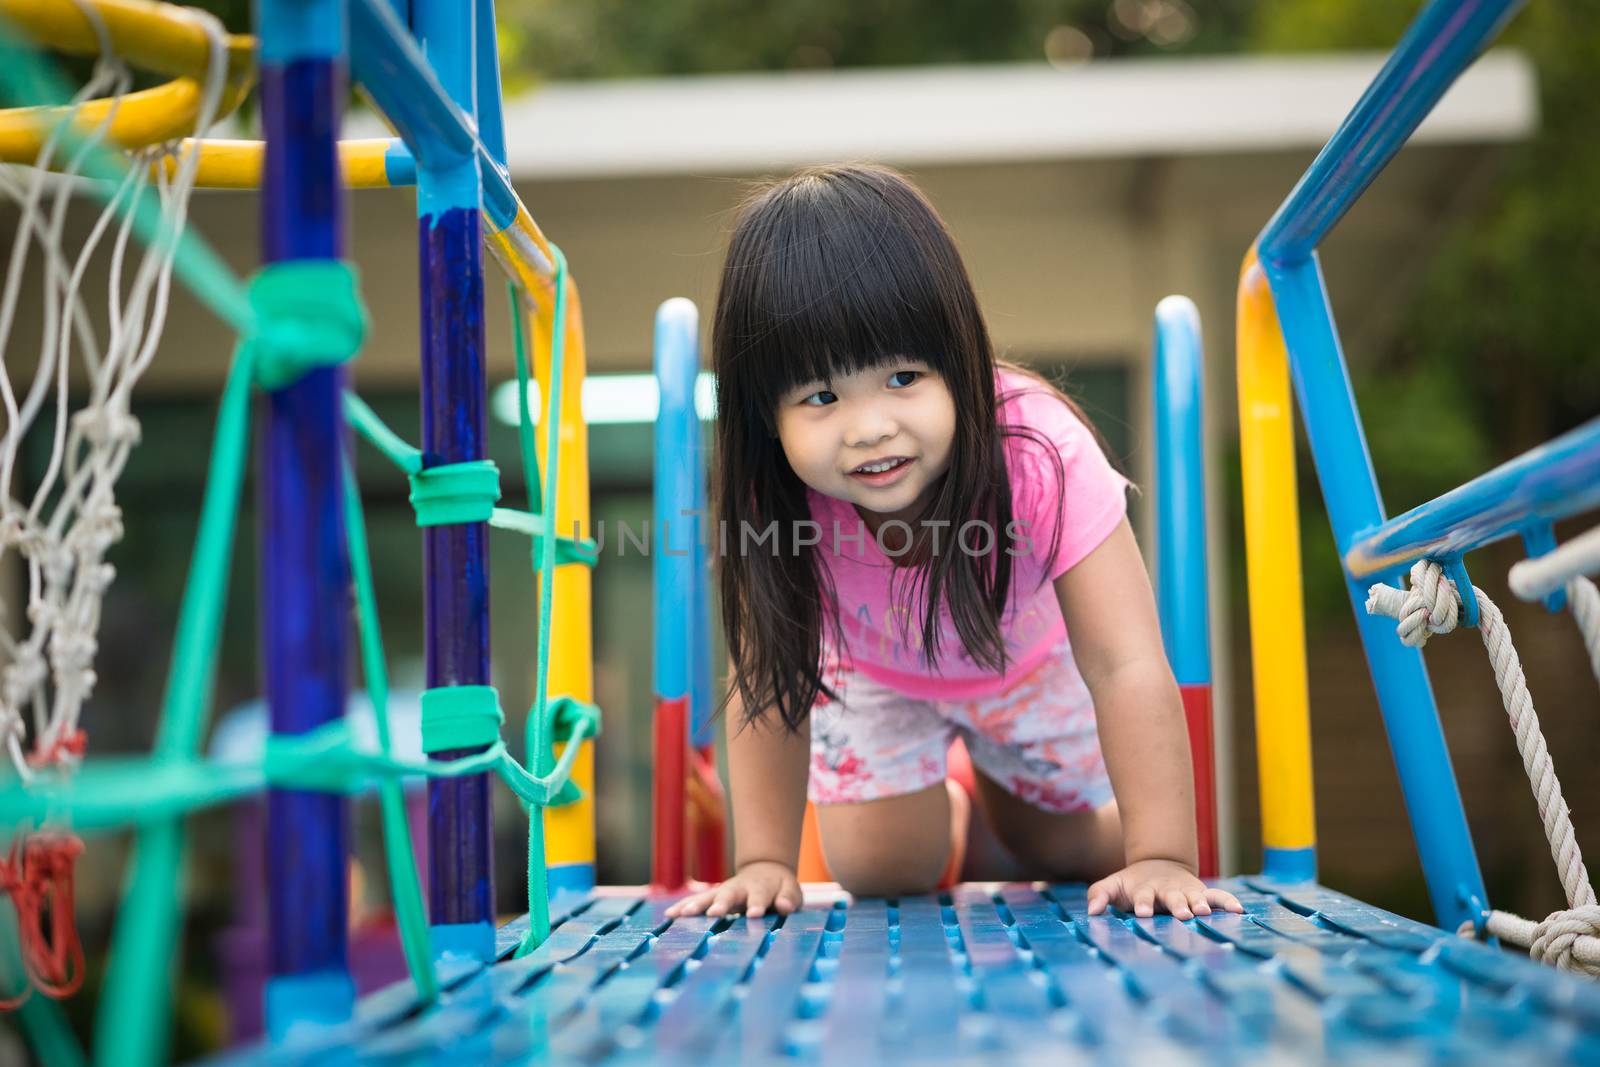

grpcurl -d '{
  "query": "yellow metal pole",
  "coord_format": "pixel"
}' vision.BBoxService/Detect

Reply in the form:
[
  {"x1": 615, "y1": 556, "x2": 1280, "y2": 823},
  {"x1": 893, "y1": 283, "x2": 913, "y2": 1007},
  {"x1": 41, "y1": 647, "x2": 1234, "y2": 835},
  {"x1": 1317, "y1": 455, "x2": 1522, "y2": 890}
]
[
  {"x1": 529, "y1": 276, "x2": 597, "y2": 893},
  {"x1": 150, "y1": 138, "x2": 397, "y2": 189},
  {"x1": 1236, "y1": 248, "x2": 1317, "y2": 879}
]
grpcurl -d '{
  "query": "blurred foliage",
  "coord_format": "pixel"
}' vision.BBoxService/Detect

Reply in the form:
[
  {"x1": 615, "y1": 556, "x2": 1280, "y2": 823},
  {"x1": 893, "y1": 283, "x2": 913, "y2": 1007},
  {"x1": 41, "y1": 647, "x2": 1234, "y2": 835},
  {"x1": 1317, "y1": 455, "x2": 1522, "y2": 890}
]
[{"x1": 496, "y1": 0, "x2": 1255, "y2": 84}]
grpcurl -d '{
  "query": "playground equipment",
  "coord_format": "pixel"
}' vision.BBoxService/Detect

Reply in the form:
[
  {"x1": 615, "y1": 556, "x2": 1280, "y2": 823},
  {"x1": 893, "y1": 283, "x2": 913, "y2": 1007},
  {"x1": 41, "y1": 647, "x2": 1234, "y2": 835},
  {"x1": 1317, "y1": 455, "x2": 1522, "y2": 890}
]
[
  {"x1": 1233, "y1": 0, "x2": 1600, "y2": 976},
  {"x1": 1, "y1": 0, "x2": 1599, "y2": 1063},
  {"x1": 651, "y1": 297, "x2": 726, "y2": 892}
]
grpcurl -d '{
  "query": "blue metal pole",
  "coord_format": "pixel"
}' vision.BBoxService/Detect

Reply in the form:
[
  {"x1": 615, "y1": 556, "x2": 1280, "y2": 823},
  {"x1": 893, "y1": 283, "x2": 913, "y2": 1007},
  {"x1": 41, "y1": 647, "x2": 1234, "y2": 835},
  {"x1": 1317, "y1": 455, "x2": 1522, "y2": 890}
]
[
  {"x1": 473, "y1": 0, "x2": 508, "y2": 170},
  {"x1": 652, "y1": 298, "x2": 701, "y2": 888},
  {"x1": 349, "y1": 0, "x2": 529, "y2": 240},
  {"x1": 1263, "y1": 253, "x2": 1486, "y2": 932},
  {"x1": 410, "y1": 0, "x2": 495, "y2": 962},
  {"x1": 257, "y1": 0, "x2": 354, "y2": 1037},
  {"x1": 1153, "y1": 296, "x2": 1210, "y2": 686},
  {"x1": 1258, "y1": 0, "x2": 1525, "y2": 266},
  {"x1": 654, "y1": 299, "x2": 698, "y2": 728},
  {"x1": 685, "y1": 325, "x2": 715, "y2": 750},
  {"x1": 1153, "y1": 295, "x2": 1219, "y2": 878}
]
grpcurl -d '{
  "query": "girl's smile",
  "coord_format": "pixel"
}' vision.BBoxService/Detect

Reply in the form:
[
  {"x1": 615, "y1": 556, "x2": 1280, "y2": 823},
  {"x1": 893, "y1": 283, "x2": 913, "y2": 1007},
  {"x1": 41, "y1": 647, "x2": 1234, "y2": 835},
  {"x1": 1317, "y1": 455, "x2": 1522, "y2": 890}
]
[
  {"x1": 848, "y1": 455, "x2": 914, "y2": 486},
  {"x1": 774, "y1": 362, "x2": 955, "y2": 524}
]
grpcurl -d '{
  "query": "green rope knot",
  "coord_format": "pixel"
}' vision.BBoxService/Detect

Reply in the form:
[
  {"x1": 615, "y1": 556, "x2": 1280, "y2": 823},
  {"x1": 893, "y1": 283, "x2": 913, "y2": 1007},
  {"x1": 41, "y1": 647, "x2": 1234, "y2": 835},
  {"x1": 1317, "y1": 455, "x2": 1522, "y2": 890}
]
[
  {"x1": 409, "y1": 460, "x2": 502, "y2": 526},
  {"x1": 248, "y1": 261, "x2": 368, "y2": 391},
  {"x1": 548, "y1": 696, "x2": 602, "y2": 744},
  {"x1": 261, "y1": 721, "x2": 364, "y2": 793},
  {"x1": 421, "y1": 685, "x2": 505, "y2": 754}
]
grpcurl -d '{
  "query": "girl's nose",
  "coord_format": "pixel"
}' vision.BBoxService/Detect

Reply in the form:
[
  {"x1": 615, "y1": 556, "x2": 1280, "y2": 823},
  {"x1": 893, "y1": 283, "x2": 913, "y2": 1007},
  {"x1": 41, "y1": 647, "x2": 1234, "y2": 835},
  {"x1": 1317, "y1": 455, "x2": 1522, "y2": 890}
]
[{"x1": 846, "y1": 406, "x2": 897, "y2": 449}]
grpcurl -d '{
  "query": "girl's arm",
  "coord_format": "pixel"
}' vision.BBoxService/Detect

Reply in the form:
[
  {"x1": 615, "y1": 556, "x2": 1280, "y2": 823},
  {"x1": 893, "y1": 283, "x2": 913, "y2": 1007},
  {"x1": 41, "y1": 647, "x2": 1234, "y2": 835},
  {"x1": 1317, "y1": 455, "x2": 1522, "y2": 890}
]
[
  {"x1": 664, "y1": 663, "x2": 809, "y2": 918},
  {"x1": 725, "y1": 685, "x2": 811, "y2": 873},
  {"x1": 1054, "y1": 518, "x2": 1242, "y2": 919}
]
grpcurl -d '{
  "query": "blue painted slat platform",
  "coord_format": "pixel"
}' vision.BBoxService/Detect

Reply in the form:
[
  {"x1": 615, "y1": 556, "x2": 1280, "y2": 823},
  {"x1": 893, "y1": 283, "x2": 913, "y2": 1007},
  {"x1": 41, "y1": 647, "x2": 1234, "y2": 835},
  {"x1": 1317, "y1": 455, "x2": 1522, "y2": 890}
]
[{"x1": 214, "y1": 878, "x2": 1600, "y2": 1065}]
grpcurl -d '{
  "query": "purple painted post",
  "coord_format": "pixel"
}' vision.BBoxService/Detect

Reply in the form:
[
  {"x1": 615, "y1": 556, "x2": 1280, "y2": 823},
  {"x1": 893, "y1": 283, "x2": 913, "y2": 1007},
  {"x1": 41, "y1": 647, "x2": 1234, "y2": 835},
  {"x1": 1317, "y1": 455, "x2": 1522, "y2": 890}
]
[
  {"x1": 412, "y1": 0, "x2": 495, "y2": 958},
  {"x1": 257, "y1": 1, "x2": 353, "y2": 1034}
]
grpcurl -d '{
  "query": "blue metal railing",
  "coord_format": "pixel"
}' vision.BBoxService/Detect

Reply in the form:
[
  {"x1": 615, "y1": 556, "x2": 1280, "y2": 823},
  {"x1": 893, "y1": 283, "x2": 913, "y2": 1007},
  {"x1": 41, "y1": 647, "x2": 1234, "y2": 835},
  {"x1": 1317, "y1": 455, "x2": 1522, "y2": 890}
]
[
  {"x1": 1259, "y1": 0, "x2": 1526, "y2": 266},
  {"x1": 1243, "y1": 0, "x2": 1551, "y2": 931},
  {"x1": 1345, "y1": 418, "x2": 1600, "y2": 579},
  {"x1": 349, "y1": 0, "x2": 540, "y2": 237}
]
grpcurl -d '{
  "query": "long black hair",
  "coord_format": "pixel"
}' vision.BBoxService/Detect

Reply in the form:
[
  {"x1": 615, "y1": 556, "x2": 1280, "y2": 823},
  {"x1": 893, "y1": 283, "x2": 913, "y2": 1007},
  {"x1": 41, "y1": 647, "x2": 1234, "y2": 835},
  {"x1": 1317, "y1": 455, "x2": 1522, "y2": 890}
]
[{"x1": 712, "y1": 163, "x2": 1087, "y2": 733}]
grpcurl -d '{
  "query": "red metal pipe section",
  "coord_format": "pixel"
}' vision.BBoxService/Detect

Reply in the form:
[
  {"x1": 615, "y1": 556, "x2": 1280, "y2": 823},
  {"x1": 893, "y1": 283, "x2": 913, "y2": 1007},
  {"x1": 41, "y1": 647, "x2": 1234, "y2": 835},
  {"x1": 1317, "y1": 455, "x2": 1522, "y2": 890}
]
[
  {"x1": 1180, "y1": 684, "x2": 1218, "y2": 879},
  {"x1": 652, "y1": 694, "x2": 689, "y2": 890},
  {"x1": 688, "y1": 746, "x2": 727, "y2": 883}
]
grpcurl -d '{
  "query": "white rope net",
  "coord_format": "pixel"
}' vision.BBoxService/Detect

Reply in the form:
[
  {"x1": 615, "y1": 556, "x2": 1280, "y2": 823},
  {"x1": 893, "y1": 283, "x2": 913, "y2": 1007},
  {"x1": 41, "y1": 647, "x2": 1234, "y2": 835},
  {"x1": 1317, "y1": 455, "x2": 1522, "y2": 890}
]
[
  {"x1": 1368, "y1": 559, "x2": 1600, "y2": 976},
  {"x1": 0, "y1": 1, "x2": 228, "y2": 780}
]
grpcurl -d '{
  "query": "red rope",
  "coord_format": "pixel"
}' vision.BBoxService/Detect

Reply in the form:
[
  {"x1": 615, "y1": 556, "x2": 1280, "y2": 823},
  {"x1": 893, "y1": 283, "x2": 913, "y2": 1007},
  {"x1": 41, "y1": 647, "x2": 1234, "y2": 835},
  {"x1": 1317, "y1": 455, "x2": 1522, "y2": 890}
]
[
  {"x1": 0, "y1": 832, "x2": 86, "y2": 1010},
  {"x1": 27, "y1": 728, "x2": 86, "y2": 769}
]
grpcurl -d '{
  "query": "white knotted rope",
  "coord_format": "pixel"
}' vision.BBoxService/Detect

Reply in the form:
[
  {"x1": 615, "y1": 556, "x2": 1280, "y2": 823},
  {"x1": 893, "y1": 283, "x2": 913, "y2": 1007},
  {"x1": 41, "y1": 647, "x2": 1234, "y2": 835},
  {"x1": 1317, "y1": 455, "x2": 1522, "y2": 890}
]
[
  {"x1": 1366, "y1": 560, "x2": 1600, "y2": 976},
  {"x1": 0, "y1": 2, "x2": 229, "y2": 778}
]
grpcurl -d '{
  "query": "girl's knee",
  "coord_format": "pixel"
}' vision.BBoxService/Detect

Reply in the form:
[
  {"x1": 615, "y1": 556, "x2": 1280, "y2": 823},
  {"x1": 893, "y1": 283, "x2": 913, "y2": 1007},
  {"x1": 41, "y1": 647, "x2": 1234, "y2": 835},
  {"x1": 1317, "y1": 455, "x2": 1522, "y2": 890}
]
[
  {"x1": 827, "y1": 840, "x2": 947, "y2": 898},
  {"x1": 988, "y1": 798, "x2": 1124, "y2": 882},
  {"x1": 815, "y1": 785, "x2": 955, "y2": 897}
]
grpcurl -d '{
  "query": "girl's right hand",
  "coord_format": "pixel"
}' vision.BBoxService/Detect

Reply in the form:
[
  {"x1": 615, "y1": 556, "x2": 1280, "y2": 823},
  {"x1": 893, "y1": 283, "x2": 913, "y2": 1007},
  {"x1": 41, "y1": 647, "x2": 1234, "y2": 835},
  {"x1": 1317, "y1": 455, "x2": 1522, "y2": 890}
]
[{"x1": 664, "y1": 860, "x2": 803, "y2": 919}]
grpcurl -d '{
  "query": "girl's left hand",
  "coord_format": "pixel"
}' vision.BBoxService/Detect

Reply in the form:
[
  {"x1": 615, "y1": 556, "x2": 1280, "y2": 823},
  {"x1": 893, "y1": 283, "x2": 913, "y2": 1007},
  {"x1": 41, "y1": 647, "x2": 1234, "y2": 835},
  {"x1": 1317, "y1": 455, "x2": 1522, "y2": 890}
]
[{"x1": 1086, "y1": 858, "x2": 1243, "y2": 919}]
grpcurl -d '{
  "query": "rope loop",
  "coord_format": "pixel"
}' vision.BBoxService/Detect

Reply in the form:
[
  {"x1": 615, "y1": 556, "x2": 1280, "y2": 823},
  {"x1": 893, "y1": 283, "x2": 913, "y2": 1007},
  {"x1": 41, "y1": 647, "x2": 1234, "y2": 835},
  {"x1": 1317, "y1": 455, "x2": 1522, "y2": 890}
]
[
  {"x1": 548, "y1": 695, "x2": 602, "y2": 744},
  {"x1": 247, "y1": 260, "x2": 368, "y2": 391},
  {"x1": 0, "y1": 832, "x2": 86, "y2": 1008},
  {"x1": 1372, "y1": 560, "x2": 1600, "y2": 979},
  {"x1": 408, "y1": 460, "x2": 502, "y2": 527}
]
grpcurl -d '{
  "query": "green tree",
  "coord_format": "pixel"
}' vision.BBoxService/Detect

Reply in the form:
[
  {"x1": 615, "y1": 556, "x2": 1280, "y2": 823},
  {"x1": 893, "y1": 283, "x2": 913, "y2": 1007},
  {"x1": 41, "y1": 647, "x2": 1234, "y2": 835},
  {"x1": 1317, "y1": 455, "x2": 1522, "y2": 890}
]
[{"x1": 496, "y1": 0, "x2": 1256, "y2": 83}]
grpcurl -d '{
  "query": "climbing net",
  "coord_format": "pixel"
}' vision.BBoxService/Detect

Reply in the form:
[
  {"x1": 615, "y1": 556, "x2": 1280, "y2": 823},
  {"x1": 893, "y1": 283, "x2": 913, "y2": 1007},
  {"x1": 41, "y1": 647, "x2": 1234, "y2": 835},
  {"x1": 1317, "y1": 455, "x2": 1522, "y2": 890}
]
[
  {"x1": 1369, "y1": 558, "x2": 1600, "y2": 976},
  {"x1": 0, "y1": 1, "x2": 230, "y2": 778},
  {"x1": 0, "y1": 0, "x2": 237, "y2": 1014},
  {"x1": 0, "y1": 2, "x2": 603, "y2": 1061}
]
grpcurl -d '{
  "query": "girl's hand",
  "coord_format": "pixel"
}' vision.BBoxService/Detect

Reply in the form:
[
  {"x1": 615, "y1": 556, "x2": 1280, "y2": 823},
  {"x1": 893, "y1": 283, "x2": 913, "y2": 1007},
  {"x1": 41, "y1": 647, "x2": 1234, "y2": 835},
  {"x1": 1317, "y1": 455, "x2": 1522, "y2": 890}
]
[
  {"x1": 1086, "y1": 858, "x2": 1243, "y2": 920},
  {"x1": 664, "y1": 860, "x2": 803, "y2": 919}
]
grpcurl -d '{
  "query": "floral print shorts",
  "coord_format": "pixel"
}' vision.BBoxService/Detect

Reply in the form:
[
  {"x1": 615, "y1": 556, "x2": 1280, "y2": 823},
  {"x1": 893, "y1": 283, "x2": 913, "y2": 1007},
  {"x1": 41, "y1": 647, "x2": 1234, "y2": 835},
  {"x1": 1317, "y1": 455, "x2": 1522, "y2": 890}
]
[{"x1": 808, "y1": 637, "x2": 1113, "y2": 814}]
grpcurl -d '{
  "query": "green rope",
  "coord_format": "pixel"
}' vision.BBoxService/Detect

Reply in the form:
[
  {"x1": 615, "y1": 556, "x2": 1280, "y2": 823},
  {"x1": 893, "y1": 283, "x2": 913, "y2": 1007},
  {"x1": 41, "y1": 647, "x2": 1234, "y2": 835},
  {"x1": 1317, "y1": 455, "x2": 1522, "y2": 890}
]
[
  {"x1": 0, "y1": 711, "x2": 599, "y2": 834},
  {"x1": 0, "y1": 14, "x2": 603, "y2": 1045},
  {"x1": 342, "y1": 392, "x2": 597, "y2": 565},
  {"x1": 514, "y1": 249, "x2": 575, "y2": 956},
  {"x1": 420, "y1": 686, "x2": 506, "y2": 753},
  {"x1": 248, "y1": 261, "x2": 367, "y2": 390},
  {"x1": 488, "y1": 508, "x2": 599, "y2": 566},
  {"x1": 340, "y1": 460, "x2": 437, "y2": 1003},
  {"x1": 550, "y1": 695, "x2": 603, "y2": 744},
  {"x1": 343, "y1": 393, "x2": 423, "y2": 473},
  {"x1": 408, "y1": 461, "x2": 502, "y2": 527},
  {"x1": 97, "y1": 302, "x2": 259, "y2": 1067}
]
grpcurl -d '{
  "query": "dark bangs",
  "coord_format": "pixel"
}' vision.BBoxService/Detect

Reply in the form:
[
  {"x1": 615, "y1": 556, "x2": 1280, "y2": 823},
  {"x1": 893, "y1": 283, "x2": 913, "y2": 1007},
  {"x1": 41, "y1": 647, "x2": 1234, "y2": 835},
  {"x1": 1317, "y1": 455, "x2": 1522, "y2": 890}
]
[{"x1": 715, "y1": 166, "x2": 984, "y2": 434}]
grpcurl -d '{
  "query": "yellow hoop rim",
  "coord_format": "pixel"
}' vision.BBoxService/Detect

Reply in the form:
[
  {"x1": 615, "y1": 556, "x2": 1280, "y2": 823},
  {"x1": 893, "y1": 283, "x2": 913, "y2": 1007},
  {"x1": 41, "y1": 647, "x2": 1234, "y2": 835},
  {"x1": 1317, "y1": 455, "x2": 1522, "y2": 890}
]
[
  {"x1": 0, "y1": 0, "x2": 253, "y2": 81},
  {"x1": 0, "y1": 0, "x2": 256, "y2": 162}
]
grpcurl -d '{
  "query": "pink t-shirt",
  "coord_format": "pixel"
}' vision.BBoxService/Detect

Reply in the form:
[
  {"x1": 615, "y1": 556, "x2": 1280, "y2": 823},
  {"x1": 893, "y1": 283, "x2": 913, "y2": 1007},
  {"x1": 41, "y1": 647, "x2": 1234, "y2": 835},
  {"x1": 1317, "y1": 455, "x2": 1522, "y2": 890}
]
[{"x1": 805, "y1": 367, "x2": 1129, "y2": 700}]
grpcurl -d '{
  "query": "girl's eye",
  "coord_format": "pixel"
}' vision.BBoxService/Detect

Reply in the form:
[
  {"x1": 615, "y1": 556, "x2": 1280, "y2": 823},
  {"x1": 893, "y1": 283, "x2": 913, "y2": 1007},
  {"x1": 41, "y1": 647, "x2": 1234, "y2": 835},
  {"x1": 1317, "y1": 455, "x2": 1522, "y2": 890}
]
[
  {"x1": 801, "y1": 389, "x2": 837, "y2": 407},
  {"x1": 889, "y1": 370, "x2": 920, "y2": 388}
]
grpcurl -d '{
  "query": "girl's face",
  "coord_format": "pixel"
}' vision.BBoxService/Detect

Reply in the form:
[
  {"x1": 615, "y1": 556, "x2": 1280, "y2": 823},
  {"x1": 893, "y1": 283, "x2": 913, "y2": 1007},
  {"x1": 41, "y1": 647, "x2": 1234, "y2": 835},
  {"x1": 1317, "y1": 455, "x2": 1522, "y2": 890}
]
[{"x1": 775, "y1": 360, "x2": 955, "y2": 525}]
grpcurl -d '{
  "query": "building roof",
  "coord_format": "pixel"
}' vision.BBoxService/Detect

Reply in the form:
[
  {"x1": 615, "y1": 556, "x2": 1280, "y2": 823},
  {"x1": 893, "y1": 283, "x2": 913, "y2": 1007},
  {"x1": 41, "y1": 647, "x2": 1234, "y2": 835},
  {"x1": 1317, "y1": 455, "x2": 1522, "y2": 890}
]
[{"x1": 347, "y1": 51, "x2": 1536, "y2": 180}]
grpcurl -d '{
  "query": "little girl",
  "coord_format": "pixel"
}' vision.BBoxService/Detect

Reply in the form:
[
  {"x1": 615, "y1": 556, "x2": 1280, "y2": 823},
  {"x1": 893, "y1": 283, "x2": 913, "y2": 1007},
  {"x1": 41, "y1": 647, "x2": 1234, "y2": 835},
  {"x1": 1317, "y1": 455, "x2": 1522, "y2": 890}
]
[{"x1": 667, "y1": 163, "x2": 1240, "y2": 922}]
